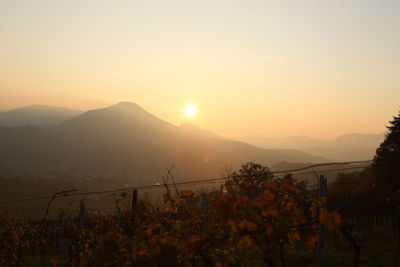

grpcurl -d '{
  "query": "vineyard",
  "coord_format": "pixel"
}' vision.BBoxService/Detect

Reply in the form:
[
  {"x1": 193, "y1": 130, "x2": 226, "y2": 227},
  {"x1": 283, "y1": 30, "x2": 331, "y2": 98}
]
[
  {"x1": 0, "y1": 165, "x2": 346, "y2": 267},
  {"x1": 1, "y1": 162, "x2": 400, "y2": 266}
]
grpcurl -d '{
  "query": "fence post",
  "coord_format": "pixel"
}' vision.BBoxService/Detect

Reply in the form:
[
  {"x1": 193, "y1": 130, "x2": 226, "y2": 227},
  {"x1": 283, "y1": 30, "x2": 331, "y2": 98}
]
[
  {"x1": 79, "y1": 201, "x2": 86, "y2": 228},
  {"x1": 131, "y1": 190, "x2": 138, "y2": 225},
  {"x1": 58, "y1": 213, "x2": 67, "y2": 256},
  {"x1": 317, "y1": 175, "x2": 327, "y2": 267},
  {"x1": 396, "y1": 194, "x2": 400, "y2": 252},
  {"x1": 115, "y1": 206, "x2": 121, "y2": 225}
]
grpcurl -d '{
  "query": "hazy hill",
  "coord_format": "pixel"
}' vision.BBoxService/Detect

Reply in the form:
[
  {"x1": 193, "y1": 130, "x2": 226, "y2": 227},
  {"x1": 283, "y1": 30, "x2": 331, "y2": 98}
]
[
  {"x1": 243, "y1": 136, "x2": 325, "y2": 149},
  {"x1": 0, "y1": 105, "x2": 83, "y2": 127},
  {"x1": 241, "y1": 133, "x2": 385, "y2": 161},
  {"x1": 0, "y1": 102, "x2": 328, "y2": 182},
  {"x1": 180, "y1": 122, "x2": 223, "y2": 139},
  {"x1": 331, "y1": 133, "x2": 384, "y2": 147}
]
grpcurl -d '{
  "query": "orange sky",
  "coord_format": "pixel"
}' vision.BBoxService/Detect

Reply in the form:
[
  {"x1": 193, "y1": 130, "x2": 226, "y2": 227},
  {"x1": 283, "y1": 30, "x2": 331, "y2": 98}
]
[{"x1": 0, "y1": 1, "x2": 399, "y2": 139}]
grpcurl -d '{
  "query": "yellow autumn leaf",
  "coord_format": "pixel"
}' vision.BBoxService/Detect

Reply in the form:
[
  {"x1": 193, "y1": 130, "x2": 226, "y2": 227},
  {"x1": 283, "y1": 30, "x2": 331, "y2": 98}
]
[
  {"x1": 262, "y1": 209, "x2": 278, "y2": 217},
  {"x1": 264, "y1": 182, "x2": 278, "y2": 191},
  {"x1": 49, "y1": 257, "x2": 58, "y2": 266},
  {"x1": 320, "y1": 209, "x2": 341, "y2": 230},
  {"x1": 261, "y1": 190, "x2": 275, "y2": 202},
  {"x1": 307, "y1": 234, "x2": 318, "y2": 249},
  {"x1": 238, "y1": 220, "x2": 258, "y2": 232},
  {"x1": 282, "y1": 178, "x2": 292, "y2": 190},
  {"x1": 332, "y1": 211, "x2": 342, "y2": 225},
  {"x1": 266, "y1": 225, "x2": 273, "y2": 235},
  {"x1": 237, "y1": 236, "x2": 253, "y2": 250},
  {"x1": 288, "y1": 231, "x2": 301, "y2": 245},
  {"x1": 288, "y1": 185, "x2": 300, "y2": 194},
  {"x1": 189, "y1": 235, "x2": 202, "y2": 244},
  {"x1": 180, "y1": 190, "x2": 195, "y2": 198}
]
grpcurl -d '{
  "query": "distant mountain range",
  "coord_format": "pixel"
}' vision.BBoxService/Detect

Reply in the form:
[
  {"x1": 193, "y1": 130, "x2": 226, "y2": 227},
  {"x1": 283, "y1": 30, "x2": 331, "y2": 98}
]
[
  {"x1": 180, "y1": 122, "x2": 223, "y2": 139},
  {"x1": 0, "y1": 105, "x2": 83, "y2": 127},
  {"x1": 0, "y1": 102, "x2": 328, "y2": 182},
  {"x1": 241, "y1": 133, "x2": 385, "y2": 161}
]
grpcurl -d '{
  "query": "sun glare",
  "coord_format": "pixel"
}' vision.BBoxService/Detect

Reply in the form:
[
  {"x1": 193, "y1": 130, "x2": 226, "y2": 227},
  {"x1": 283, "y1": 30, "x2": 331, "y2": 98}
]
[{"x1": 184, "y1": 104, "x2": 198, "y2": 118}]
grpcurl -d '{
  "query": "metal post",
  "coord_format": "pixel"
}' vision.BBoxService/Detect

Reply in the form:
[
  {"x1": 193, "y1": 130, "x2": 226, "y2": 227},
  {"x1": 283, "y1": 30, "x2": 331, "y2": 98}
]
[
  {"x1": 58, "y1": 213, "x2": 67, "y2": 256},
  {"x1": 79, "y1": 201, "x2": 86, "y2": 228},
  {"x1": 131, "y1": 189, "x2": 138, "y2": 225},
  {"x1": 317, "y1": 175, "x2": 327, "y2": 267}
]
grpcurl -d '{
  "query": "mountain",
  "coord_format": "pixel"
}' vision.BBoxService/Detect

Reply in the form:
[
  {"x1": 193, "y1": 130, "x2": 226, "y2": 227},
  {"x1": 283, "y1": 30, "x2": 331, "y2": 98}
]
[
  {"x1": 268, "y1": 148, "x2": 329, "y2": 163},
  {"x1": 180, "y1": 122, "x2": 223, "y2": 139},
  {"x1": 331, "y1": 133, "x2": 384, "y2": 147},
  {"x1": 304, "y1": 133, "x2": 384, "y2": 161},
  {"x1": 0, "y1": 105, "x2": 83, "y2": 127},
  {"x1": 242, "y1": 136, "x2": 326, "y2": 150},
  {"x1": 0, "y1": 102, "x2": 328, "y2": 182},
  {"x1": 241, "y1": 133, "x2": 385, "y2": 161}
]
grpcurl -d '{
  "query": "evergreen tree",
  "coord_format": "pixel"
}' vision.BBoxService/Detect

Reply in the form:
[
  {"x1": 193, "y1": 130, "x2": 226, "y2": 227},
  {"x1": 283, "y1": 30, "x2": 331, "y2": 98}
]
[{"x1": 372, "y1": 110, "x2": 400, "y2": 182}]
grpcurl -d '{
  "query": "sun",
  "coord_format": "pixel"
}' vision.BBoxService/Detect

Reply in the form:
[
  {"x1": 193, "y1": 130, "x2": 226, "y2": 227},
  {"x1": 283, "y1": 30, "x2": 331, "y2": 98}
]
[{"x1": 183, "y1": 104, "x2": 198, "y2": 118}]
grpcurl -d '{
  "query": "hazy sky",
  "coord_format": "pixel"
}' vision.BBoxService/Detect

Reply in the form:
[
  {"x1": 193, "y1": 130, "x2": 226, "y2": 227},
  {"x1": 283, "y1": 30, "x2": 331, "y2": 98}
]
[{"x1": 1, "y1": 0, "x2": 399, "y2": 139}]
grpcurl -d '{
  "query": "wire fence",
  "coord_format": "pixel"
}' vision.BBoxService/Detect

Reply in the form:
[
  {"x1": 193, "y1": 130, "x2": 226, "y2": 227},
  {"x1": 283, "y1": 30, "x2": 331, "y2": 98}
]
[
  {"x1": 0, "y1": 160, "x2": 372, "y2": 206},
  {"x1": 1, "y1": 159, "x2": 400, "y2": 266}
]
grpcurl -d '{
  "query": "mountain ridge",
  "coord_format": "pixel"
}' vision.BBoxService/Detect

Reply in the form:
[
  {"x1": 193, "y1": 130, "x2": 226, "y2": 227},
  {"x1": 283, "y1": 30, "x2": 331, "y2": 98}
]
[
  {"x1": 0, "y1": 105, "x2": 83, "y2": 127},
  {"x1": 0, "y1": 102, "x2": 328, "y2": 181},
  {"x1": 241, "y1": 133, "x2": 384, "y2": 161}
]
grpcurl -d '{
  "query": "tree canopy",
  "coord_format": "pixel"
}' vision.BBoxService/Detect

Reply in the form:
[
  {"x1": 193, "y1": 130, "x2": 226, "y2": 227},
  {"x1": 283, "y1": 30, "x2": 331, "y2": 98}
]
[
  {"x1": 227, "y1": 162, "x2": 274, "y2": 197},
  {"x1": 373, "y1": 110, "x2": 400, "y2": 182}
]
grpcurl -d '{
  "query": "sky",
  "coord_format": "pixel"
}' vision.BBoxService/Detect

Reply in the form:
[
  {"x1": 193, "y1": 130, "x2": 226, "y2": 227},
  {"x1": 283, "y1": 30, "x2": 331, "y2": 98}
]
[{"x1": 0, "y1": 0, "x2": 399, "y2": 139}]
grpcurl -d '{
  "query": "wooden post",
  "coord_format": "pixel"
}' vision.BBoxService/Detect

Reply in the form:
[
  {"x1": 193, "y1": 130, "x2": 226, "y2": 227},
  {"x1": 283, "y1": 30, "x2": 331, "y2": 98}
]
[
  {"x1": 317, "y1": 175, "x2": 327, "y2": 267},
  {"x1": 115, "y1": 206, "x2": 121, "y2": 225},
  {"x1": 58, "y1": 213, "x2": 67, "y2": 256},
  {"x1": 131, "y1": 190, "x2": 138, "y2": 225},
  {"x1": 397, "y1": 209, "x2": 400, "y2": 252},
  {"x1": 79, "y1": 201, "x2": 86, "y2": 228}
]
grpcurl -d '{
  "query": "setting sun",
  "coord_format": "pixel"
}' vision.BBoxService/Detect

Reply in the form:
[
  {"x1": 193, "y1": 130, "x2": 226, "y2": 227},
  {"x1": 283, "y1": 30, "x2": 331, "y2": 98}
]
[
  {"x1": 183, "y1": 104, "x2": 198, "y2": 118},
  {"x1": 0, "y1": 1, "x2": 399, "y2": 263}
]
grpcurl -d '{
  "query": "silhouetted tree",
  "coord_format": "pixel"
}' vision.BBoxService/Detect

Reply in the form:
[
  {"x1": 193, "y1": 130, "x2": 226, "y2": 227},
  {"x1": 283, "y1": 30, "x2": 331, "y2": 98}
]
[
  {"x1": 328, "y1": 111, "x2": 400, "y2": 215},
  {"x1": 228, "y1": 162, "x2": 274, "y2": 197},
  {"x1": 373, "y1": 110, "x2": 400, "y2": 184}
]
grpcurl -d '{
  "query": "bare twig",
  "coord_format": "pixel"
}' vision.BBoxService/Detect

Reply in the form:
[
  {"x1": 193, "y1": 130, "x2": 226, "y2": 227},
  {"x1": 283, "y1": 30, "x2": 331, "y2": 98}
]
[
  {"x1": 166, "y1": 164, "x2": 179, "y2": 198},
  {"x1": 312, "y1": 169, "x2": 320, "y2": 185},
  {"x1": 42, "y1": 189, "x2": 77, "y2": 224}
]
